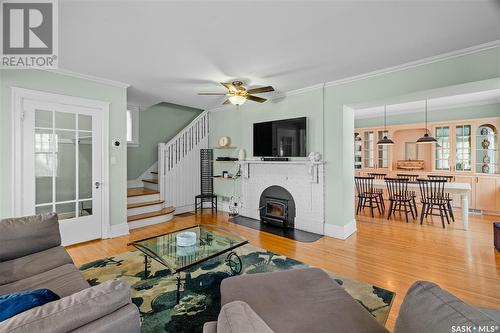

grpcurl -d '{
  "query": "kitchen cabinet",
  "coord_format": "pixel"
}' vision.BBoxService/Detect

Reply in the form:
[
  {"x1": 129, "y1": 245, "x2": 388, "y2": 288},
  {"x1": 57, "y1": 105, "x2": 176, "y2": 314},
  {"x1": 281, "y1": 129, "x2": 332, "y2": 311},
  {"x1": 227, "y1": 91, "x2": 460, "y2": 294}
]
[{"x1": 474, "y1": 176, "x2": 497, "y2": 211}]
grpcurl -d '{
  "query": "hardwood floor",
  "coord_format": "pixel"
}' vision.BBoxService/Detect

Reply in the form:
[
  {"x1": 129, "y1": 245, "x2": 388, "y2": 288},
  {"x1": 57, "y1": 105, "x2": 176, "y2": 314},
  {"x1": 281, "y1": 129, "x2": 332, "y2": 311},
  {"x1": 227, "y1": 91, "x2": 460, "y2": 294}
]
[{"x1": 66, "y1": 208, "x2": 500, "y2": 331}]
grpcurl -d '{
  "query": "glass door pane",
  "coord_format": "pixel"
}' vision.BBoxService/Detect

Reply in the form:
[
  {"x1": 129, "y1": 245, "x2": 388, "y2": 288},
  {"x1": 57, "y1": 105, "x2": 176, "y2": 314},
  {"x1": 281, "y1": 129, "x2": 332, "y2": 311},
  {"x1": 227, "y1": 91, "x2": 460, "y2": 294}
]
[
  {"x1": 455, "y1": 125, "x2": 471, "y2": 171},
  {"x1": 34, "y1": 110, "x2": 93, "y2": 220},
  {"x1": 435, "y1": 126, "x2": 450, "y2": 170},
  {"x1": 363, "y1": 131, "x2": 374, "y2": 168},
  {"x1": 378, "y1": 131, "x2": 389, "y2": 168}
]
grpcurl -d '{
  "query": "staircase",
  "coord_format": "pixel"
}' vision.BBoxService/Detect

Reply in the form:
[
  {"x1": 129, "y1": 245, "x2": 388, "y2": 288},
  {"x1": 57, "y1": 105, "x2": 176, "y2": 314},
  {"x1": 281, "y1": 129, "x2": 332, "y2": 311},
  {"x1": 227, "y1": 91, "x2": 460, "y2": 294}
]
[{"x1": 126, "y1": 110, "x2": 209, "y2": 229}]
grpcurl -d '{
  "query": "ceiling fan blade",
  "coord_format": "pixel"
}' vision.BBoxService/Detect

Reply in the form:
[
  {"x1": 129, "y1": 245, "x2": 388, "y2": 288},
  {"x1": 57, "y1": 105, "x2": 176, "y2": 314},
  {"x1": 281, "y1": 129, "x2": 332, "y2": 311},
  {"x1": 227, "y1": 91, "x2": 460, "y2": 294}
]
[
  {"x1": 221, "y1": 82, "x2": 237, "y2": 92},
  {"x1": 223, "y1": 99, "x2": 231, "y2": 105},
  {"x1": 247, "y1": 86, "x2": 275, "y2": 94},
  {"x1": 198, "y1": 93, "x2": 227, "y2": 95},
  {"x1": 246, "y1": 95, "x2": 267, "y2": 103}
]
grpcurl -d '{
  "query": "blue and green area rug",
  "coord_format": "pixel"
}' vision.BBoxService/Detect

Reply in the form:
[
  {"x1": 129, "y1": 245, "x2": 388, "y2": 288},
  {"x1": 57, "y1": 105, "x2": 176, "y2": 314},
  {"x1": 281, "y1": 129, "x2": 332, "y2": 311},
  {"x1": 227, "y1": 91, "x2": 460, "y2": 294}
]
[{"x1": 80, "y1": 244, "x2": 395, "y2": 333}]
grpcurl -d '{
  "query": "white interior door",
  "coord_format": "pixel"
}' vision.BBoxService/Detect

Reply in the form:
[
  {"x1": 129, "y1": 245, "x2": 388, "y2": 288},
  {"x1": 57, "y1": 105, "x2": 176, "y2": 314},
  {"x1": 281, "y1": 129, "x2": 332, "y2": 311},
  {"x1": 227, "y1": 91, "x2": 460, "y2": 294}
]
[{"x1": 21, "y1": 99, "x2": 103, "y2": 245}]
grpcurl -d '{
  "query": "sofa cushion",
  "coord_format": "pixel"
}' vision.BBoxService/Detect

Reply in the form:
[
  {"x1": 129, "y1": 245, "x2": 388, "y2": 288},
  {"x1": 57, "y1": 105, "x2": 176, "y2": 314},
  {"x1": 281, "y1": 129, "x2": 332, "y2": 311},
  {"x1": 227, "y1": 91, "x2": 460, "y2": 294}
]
[
  {"x1": 69, "y1": 303, "x2": 141, "y2": 333},
  {"x1": 0, "y1": 264, "x2": 89, "y2": 298},
  {"x1": 394, "y1": 281, "x2": 500, "y2": 333},
  {"x1": 0, "y1": 289, "x2": 60, "y2": 321},
  {"x1": 0, "y1": 246, "x2": 73, "y2": 285},
  {"x1": 203, "y1": 322, "x2": 218, "y2": 333},
  {"x1": 0, "y1": 279, "x2": 133, "y2": 333},
  {"x1": 221, "y1": 268, "x2": 388, "y2": 333},
  {"x1": 0, "y1": 213, "x2": 61, "y2": 262},
  {"x1": 217, "y1": 301, "x2": 273, "y2": 333}
]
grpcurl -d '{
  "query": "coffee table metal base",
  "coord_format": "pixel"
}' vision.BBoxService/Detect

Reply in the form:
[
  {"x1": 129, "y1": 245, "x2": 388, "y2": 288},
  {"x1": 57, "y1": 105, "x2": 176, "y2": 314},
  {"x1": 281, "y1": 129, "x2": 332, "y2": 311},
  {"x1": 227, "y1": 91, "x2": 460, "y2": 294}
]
[{"x1": 141, "y1": 251, "x2": 244, "y2": 304}]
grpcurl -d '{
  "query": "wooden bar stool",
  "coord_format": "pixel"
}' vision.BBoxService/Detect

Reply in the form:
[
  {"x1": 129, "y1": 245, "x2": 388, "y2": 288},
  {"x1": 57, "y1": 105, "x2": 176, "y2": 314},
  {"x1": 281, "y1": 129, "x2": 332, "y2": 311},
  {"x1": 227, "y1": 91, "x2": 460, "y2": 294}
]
[{"x1": 355, "y1": 176, "x2": 382, "y2": 217}]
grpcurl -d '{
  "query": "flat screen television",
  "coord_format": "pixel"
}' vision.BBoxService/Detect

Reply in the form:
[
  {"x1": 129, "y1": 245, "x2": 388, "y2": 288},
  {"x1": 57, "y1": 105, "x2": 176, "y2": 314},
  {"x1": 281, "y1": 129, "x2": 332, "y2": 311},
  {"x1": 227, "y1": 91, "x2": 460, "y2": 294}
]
[{"x1": 253, "y1": 117, "x2": 307, "y2": 157}]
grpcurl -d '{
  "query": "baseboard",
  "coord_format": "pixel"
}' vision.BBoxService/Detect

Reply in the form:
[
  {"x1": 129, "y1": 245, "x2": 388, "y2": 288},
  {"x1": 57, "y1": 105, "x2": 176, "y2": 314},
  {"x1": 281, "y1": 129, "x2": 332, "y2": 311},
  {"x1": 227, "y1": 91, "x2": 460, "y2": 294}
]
[
  {"x1": 108, "y1": 222, "x2": 130, "y2": 238},
  {"x1": 324, "y1": 219, "x2": 357, "y2": 240}
]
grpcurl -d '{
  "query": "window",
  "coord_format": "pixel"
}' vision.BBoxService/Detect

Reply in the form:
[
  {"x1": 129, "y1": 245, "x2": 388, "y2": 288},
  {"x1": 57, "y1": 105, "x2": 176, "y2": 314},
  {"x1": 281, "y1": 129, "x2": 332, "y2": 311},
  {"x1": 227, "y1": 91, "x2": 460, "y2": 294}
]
[
  {"x1": 435, "y1": 126, "x2": 450, "y2": 170},
  {"x1": 363, "y1": 131, "x2": 374, "y2": 168},
  {"x1": 377, "y1": 130, "x2": 389, "y2": 168},
  {"x1": 455, "y1": 125, "x2": 471, "y2": 171},
  {"x1": 127, "y1": 106, "x2": 139, "y2": 146}
]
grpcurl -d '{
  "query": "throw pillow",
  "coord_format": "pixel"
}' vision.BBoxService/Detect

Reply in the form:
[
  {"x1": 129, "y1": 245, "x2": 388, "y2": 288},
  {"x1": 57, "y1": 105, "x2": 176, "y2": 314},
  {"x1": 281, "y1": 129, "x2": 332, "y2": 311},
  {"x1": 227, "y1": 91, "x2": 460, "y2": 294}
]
[{"x1": 0, "y1": 289, "x2": 60, "y2": 321}]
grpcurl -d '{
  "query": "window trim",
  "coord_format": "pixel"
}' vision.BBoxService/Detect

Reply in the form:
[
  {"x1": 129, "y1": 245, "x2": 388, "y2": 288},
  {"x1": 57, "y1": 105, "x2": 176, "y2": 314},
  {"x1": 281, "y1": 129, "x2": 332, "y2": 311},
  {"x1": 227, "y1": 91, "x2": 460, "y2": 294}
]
[{"x1": 127, "y1": 105, "x2": 140, "y2": 147}]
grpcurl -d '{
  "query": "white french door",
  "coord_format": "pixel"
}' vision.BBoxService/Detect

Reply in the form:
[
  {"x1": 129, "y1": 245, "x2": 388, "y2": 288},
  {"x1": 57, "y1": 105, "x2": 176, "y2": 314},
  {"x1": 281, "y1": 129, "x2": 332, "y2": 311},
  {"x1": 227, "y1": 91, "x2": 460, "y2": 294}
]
[{"x1": 20, "y1": 99, "x2": 103, "y2": 245}]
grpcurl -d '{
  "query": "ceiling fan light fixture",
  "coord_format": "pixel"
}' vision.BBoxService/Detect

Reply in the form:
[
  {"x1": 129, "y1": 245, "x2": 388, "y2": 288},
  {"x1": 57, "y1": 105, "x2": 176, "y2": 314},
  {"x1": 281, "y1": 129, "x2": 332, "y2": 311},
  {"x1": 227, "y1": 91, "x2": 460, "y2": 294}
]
[{"x1": 228, "y1": 95, "x2": 246, "y2": 106}]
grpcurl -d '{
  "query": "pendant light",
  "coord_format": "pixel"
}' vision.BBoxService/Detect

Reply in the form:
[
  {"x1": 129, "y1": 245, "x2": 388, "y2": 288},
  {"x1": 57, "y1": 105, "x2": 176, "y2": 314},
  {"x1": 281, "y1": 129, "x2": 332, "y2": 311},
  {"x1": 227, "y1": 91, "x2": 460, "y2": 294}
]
[
  {"x1": 417, "y1": 99, "x2": 437, "y2": 144},
  {"x1": 377, "y1": 105, "x2": 394, "y2": 145}
]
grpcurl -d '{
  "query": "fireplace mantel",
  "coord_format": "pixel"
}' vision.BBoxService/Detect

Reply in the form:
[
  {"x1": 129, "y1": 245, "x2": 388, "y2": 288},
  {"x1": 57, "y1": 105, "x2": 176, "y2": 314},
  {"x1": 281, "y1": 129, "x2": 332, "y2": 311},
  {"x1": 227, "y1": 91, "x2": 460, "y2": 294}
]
[
  {"x1": 236, "y1": 160, "x2": 324, "y2": 166},
  {"x1": 237, "y1": 161, "x2": 325, "y2": 234},
  {"x1": 236, "y1": 160, "x2": 324, "y2": 183}
]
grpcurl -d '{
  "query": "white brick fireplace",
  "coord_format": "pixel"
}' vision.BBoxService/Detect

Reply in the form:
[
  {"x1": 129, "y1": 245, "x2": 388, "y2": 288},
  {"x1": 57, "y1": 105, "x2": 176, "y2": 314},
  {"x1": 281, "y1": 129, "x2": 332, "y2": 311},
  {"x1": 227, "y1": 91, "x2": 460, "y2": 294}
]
[{"x1": 236, "y1": 161, "x2": 325, "y2": 235}]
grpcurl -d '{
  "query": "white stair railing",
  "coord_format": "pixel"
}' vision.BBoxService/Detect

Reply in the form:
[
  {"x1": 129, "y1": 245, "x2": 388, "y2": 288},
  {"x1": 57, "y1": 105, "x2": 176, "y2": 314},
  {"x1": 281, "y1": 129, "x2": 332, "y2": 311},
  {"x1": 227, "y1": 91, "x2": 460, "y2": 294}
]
[{"x1": 158, "y1": 111, "x2": 209, "y2": 213}]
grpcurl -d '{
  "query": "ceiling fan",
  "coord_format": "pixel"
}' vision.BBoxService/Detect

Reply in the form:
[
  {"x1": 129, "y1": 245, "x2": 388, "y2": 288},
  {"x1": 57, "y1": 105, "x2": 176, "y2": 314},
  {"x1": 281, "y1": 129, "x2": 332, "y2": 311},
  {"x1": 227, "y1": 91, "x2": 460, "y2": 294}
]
[{"x1": 198, "y1": 81, "x2": 275, "y2": 106}]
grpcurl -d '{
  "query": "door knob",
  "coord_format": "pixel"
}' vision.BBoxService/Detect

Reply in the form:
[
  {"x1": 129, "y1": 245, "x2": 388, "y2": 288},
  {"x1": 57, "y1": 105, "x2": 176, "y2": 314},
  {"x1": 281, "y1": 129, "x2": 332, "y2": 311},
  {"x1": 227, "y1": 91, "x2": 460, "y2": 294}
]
[{"x1": 95, "y1": 181, "x2": 101, "y2": 189}]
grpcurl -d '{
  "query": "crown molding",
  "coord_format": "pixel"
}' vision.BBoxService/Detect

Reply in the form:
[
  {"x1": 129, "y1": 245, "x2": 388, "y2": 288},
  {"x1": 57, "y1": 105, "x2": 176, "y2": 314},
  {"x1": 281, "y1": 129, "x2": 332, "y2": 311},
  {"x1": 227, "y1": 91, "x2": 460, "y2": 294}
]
[
  {"x1": 325, "y1": 40, "x2": 500, "y2": 88},
  {"x1": 43, "y1": 68, "x2": 130, "y2": 89},
  {"x1": 208, "y1": 41, "x2": 500, "y2": 113}
]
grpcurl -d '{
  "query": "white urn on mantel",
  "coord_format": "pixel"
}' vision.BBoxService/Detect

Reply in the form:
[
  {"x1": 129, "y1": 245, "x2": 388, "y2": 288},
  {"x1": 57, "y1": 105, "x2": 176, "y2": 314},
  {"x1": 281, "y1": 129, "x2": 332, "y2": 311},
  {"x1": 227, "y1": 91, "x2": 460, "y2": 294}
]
[{"x1": 238, "y1": 149, "x2": 246, "y2": 161}]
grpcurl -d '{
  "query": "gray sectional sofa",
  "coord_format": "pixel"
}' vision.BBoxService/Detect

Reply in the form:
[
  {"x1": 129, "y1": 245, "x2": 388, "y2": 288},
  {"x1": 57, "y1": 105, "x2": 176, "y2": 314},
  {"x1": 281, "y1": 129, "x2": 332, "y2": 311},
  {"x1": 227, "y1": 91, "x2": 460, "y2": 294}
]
[
  {"x1": 0, "y1": 213, "x2": 140, "y2": 333},
  {"x1": 204, "y1": 268, "x2": 500, "y2": 333}
]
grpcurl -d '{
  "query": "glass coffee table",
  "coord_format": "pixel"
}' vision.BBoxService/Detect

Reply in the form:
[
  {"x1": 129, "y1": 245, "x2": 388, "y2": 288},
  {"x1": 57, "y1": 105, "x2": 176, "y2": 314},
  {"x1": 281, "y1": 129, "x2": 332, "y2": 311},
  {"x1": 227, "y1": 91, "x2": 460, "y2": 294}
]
[{"x1": 128, "y1": 224, "x2": 248, "y2": 303}]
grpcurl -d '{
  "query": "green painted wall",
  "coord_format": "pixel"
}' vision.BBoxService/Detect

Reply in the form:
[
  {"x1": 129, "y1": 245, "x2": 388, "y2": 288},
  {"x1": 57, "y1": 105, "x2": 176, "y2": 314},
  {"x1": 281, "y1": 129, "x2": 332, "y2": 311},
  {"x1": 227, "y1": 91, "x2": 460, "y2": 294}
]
[
  {"x1": 208, "y1": 46, "x2": 500, "y2": 233},
  {"x1": 127, "y1": 102, "x2": 202, "y2": 180},
  {"x1": 209, "y1": 88, "x2": 324, "y2": 200},
  {"x1": 355, "y1": 103, "x2": 500, "y2": 128},
  {"x1": 0, "y1": 69, "x2": 128, "y2": 227}
]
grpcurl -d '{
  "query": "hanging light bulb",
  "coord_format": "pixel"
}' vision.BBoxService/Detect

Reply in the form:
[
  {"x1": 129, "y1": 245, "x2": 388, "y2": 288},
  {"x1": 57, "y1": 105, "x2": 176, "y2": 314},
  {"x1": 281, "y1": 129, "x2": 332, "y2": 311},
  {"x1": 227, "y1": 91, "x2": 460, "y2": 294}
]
[
  {"x1": 377, "y1": 105, "x2": 394, "y2": 145},
  {"x1": 417, "y1": 99, "x2": 437, "y2": 144}
]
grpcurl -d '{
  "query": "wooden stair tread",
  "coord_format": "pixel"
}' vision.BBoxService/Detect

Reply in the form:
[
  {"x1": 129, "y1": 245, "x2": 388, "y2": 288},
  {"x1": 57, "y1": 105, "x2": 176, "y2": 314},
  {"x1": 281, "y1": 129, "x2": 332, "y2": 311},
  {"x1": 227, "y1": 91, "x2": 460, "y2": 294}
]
[
  {"x1": 142, "y1": 179, "x2": 158, "y2": 184},
  {"x1": 127, "y1": 187, "x2": 159, "y2": 197},
  {"x1": 127, "y1": 207, "x2": 176, "y2": 222},
  {"x1": 127, "y1": 200, "x2": 164, "y2": 209}
]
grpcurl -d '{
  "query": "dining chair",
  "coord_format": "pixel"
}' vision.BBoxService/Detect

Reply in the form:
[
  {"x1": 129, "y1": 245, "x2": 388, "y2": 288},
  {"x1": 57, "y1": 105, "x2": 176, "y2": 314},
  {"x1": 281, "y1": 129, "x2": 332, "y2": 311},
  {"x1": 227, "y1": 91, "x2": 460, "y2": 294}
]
[
  {"x1": 427, "y1": 175, "x2": 455, "y2": 222},
  {"x1": 385, "y1": 177, "x2": 416, "y2": 223},
  {"x1": 354, "y1": 176, "x2": 383, "y2": 217},
  {"x1": 417, "y1": 179, "x2": 450, "y2": 228},
  {"x1": 397, "y1": 174, "x2": 419, "y2": 182},
  {"x1": 367, "y1": 173, "x2": 386, "y2": 211}
]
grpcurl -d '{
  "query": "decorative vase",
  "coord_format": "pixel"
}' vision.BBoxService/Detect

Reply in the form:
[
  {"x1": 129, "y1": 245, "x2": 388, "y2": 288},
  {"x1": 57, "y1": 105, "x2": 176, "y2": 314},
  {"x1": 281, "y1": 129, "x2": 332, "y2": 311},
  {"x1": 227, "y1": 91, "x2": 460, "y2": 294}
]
[
  {"x1": 481, "y1": 127, "x2": 489, "y2": 136},
  {"x1": 482, "y1": 164, "x2": 490, "y2": 173},
  {"x1": 483, "y1": 155, "x2": 490, "y2": 164},
  {"x1": 482, "y1": 139, "x2": 490, "y2": 149},
  {"x1": 238, "y1": 149, "x2": 246, "y2": 161}
]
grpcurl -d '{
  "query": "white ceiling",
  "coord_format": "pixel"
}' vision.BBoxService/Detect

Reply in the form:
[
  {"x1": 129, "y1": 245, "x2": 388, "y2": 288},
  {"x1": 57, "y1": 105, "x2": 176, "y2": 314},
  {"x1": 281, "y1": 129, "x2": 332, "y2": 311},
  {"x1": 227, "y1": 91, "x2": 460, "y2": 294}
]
[
  {"x1": 59, "y1": 1, "x2": 500, "y2": 110},
  {"x1": 354, "y1": 89, "x2": 500, "y2": 119}
]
